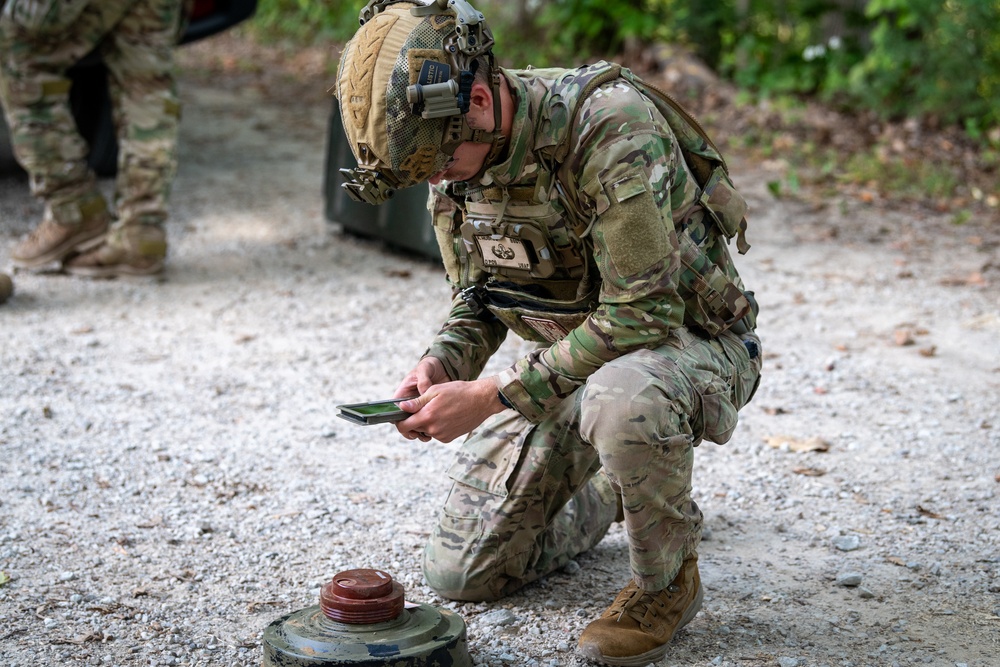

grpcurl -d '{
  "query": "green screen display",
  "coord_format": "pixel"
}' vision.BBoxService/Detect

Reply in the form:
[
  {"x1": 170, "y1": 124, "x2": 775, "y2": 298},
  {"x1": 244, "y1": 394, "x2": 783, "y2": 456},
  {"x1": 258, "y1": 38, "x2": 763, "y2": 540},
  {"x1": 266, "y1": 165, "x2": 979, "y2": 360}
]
[{"x1": 349, "y1": 401, "x2": 404, "y2": 416}]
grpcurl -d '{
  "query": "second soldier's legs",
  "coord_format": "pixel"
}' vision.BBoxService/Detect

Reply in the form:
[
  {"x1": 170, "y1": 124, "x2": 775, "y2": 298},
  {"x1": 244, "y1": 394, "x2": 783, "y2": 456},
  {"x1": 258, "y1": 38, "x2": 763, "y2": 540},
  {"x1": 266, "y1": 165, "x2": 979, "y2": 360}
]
[
  {"x1": 0, "y1": 7, "x2": 121, "y2": 268},
  {"x1": 65, "y1": 0, "x2": 183, "y2": 277}
]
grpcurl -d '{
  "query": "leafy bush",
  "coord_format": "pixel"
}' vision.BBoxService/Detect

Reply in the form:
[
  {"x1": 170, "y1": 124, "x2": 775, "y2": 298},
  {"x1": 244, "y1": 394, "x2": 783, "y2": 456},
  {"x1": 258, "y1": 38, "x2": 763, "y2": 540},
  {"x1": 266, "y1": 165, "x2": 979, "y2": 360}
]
[
  {"x1": 251, "y1": 0, "x2": 360, "y2": 44},
  {"x1": 249, "y1": 0, "x2": 999, "y2": 134},
  {"x1": 528, "y1": 0, "x2": 665, "y2": 61},
  {"x1": 850, "y1": 0, "x2": 1000, "y2": 129},
  {"x1": 487, "y1": 0, "x2": 999, "y2": 134}
]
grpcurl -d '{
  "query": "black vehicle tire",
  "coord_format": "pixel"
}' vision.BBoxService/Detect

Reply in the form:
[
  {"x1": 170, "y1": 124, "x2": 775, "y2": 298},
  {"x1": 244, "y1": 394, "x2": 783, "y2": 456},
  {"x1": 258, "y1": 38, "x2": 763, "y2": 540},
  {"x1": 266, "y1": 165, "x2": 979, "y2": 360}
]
[
  {"x1": 68, "y1": 63, "x2": 119, "y2": 177},
  {"x1": 0, "y1": 115, "x2": 18, "y2": 173}
]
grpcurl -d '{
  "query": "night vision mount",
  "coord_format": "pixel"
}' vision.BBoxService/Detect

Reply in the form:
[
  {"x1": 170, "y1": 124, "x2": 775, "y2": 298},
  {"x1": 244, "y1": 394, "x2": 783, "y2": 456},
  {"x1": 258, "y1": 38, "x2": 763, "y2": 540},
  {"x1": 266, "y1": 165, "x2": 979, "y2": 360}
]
[
  {"x1": 339, "y1": 144, "x2": 400, "y2": 206},
  {"x1": 359, "y1": 0, "x2": 493, "y2": 59},
  {"x1": 358, "y1": 0, "x2": 494, "y2": 121}
]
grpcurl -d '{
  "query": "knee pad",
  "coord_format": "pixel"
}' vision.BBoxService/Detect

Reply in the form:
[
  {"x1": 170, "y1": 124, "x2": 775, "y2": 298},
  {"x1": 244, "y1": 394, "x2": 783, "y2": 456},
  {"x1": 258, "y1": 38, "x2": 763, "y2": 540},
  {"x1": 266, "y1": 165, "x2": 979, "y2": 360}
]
[{"x1": 422, "y1": 545, "x2": 501, "y2": 603}]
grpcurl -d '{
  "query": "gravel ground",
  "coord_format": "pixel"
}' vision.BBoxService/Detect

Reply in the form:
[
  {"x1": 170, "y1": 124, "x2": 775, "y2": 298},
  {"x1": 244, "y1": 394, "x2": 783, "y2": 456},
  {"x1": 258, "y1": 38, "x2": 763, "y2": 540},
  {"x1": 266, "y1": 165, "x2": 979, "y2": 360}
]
[{"x1": 1, "y1": 39, "x2": 999, "y2": 667}]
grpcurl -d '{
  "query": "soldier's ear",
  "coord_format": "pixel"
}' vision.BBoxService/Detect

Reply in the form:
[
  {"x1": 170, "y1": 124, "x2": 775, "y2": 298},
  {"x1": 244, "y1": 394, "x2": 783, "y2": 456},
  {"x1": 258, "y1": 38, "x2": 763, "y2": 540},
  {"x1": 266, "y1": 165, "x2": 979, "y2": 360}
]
[{"x1": 467, "y1": 81, "x2": 494, "y2": 127}]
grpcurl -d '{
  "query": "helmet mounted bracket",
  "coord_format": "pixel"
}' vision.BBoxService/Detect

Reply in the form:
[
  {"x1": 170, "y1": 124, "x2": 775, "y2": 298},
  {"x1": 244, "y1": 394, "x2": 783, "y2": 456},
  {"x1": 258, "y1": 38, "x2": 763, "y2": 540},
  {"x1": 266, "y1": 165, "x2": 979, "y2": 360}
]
[{"x1": 339, "y1": 143, "x2": 401, "y2": 205}]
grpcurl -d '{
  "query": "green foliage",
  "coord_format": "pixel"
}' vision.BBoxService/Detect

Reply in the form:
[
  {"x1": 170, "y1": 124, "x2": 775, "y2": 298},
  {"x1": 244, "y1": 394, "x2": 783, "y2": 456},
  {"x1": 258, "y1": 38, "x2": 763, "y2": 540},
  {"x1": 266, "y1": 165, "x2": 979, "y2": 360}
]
[
  {"x1": 703, "y1": 0, "x2": 999, "y2": 132},
  {"x1": 472, "y1": 0, "x2": 670, "y2": 66},
  {"x1": 767, "y1": 168, "x2": 801, "y2": 199},
  {"x1": 248, "y1": 0, "x2": 999, "y2": 135},
  {"x1": 849, "y1": 0, "x2": 1000, "y2": 127},
  {"x1": 251, "y1": 0, "x2": 360, "y2": 44},
  {"x1": 531, "y1": 0, "x2": 664, "y2": 60},
  {"x1": 840, "y1": 150, "x2": 961, "y2": 201},
  {"x1": 721, "y1": 1, "x2": 869, "y2": 98},
  {"x1": 487, "y1": 0, "x2": 999, "y2": 136}
]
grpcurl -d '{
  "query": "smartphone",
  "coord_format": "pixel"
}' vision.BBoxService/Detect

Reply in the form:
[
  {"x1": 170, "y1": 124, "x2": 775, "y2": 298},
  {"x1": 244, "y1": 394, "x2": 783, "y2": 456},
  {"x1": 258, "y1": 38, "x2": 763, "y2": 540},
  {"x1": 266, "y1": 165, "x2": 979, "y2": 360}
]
[{"x1": 336, "y1": 397, "x2": 417, "y2": 425}]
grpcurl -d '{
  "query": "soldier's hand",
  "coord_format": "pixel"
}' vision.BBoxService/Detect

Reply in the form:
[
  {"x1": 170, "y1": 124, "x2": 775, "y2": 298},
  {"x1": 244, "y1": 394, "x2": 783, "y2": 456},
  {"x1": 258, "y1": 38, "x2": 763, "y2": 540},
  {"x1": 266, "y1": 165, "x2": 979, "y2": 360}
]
[
  {"x1": 396, "y1": 377, "x2": 505, "y2": 443},
  {"x1": 394, "y1": 357, "x2": 453, "y2": 441},
  {"x1": 393, "y1": 357, "x2": 450, "y2": 402}
]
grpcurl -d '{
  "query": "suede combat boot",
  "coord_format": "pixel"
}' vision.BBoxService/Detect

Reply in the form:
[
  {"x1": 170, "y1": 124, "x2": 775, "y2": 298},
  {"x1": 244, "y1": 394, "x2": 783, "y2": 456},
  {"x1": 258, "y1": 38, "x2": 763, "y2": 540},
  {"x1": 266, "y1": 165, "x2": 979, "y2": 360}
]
[
  {"x1": 577, "y1": 555, "x2": 703, "y2": 666},
  {"x1": 11, "y1": 195, "x2": 109, "y2": 269},
  {"x1": 64, "y1": 224, "x2": 167, "y2": 278}
]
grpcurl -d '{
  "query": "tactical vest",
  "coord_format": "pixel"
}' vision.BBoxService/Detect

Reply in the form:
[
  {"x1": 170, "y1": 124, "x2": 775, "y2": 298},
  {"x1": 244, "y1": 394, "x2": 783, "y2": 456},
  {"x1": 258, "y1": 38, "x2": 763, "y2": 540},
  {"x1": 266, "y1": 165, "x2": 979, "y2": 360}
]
[{"x1": 448, "y1": 61, "x2": 754, "y2": 343}]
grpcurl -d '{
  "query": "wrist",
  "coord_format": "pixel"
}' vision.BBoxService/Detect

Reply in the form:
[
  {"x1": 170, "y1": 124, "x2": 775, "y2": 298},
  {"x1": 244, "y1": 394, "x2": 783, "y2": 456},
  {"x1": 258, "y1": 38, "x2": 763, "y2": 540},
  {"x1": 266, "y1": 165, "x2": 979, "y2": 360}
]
[{"x1": 477, "y1": 376, "x2": 510, "y2": 414}]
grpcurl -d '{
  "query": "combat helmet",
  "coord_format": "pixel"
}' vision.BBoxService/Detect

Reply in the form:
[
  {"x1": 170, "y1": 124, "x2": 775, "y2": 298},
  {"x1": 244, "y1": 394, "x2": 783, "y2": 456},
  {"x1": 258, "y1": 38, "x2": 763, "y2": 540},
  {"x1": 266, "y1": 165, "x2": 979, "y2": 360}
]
[{"x1": 335, "y1": 0, "x2": 504, "y2": 204}]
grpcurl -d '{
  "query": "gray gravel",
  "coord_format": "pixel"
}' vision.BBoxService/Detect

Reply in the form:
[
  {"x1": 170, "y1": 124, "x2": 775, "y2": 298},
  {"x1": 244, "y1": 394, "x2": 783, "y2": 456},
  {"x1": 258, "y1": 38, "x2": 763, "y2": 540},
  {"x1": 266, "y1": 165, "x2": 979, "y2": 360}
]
[{"x1": 1, "y1": 41, "x2": 999, "y2": 667}]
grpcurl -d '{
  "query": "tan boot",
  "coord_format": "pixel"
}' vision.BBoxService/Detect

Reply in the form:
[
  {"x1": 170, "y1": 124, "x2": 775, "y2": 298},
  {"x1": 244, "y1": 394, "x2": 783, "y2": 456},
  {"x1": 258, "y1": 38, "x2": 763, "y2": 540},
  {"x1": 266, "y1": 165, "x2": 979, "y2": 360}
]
[
  {"x1": 11, "y1": 196, "x2": 109, "y2": 269},
  {"x1": 0, "y1": 272, "x2": 13, "y2": 304},
  {"x1": 577, "y1": 556, "x2": 703, "y2": 666},
  {"x1": 63, "y1": 224, "x2": 167, "y2": 278}
]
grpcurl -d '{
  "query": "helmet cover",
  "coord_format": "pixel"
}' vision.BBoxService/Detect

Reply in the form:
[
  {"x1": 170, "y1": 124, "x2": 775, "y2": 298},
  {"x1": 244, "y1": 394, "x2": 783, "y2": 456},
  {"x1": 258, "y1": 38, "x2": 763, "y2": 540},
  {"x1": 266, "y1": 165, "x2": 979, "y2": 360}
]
[
  {"x1": 336, "y1": 3, "x2": 458, "y2": 192},
  {"x1": 335, "y1": 0, "x2": 499, "y2": 204}
]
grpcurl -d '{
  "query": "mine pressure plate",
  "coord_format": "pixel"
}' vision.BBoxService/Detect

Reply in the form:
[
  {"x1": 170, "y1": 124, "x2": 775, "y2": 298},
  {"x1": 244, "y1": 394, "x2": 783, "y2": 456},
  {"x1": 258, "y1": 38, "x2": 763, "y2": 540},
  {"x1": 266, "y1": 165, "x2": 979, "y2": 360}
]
[{"x1": 262, "y1": 568, "x2": 471, "y2": 667}]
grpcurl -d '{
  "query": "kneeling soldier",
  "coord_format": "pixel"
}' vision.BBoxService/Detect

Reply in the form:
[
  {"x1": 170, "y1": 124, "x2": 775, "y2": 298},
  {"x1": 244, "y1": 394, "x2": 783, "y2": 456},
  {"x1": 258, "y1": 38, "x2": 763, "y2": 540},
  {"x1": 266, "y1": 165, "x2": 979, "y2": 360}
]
[{"x1": 335, "y1": 1, "x2": 763, "y2": 664}]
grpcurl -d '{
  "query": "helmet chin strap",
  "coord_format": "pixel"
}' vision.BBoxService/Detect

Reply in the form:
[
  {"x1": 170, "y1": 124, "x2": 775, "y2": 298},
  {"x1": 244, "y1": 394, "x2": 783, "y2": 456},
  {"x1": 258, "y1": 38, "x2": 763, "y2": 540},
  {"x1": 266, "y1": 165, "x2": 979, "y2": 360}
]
[
  {"x1": 481, "y1": 65, "x2": 508, "y2": 169},
  {"x1": 453, "y1": 61, "x2": 507, "y2": 184}
]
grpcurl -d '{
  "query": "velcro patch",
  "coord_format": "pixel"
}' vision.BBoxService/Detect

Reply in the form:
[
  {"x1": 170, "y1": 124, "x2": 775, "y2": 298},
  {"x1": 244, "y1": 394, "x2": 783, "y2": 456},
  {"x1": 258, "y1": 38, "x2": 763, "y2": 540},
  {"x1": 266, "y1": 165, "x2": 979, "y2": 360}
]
[
  {"x1": 408, "y1": 49, "x2": 448, "y2": 85},
  {"x1": 597, "y1": 179, "x2": 669, "y2": 279}
]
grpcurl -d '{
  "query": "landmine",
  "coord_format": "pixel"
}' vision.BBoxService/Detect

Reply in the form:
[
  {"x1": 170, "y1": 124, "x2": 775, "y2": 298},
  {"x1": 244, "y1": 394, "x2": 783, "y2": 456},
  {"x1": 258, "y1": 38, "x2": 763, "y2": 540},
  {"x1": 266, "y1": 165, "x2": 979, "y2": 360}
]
[{"x1": 262, "y1": 569, "x2": 471, "y2": 666}]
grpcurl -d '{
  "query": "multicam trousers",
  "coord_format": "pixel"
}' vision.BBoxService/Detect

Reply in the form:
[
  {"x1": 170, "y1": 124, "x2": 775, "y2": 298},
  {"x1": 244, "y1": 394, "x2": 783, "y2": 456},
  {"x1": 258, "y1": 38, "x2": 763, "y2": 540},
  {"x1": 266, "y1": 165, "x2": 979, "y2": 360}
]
[
  {"x1": 0, "y1": 0, "x2": 182, "y2": 227},
  {"x1": 424, "y1": 327, "x2": 762, "y2": 601}
]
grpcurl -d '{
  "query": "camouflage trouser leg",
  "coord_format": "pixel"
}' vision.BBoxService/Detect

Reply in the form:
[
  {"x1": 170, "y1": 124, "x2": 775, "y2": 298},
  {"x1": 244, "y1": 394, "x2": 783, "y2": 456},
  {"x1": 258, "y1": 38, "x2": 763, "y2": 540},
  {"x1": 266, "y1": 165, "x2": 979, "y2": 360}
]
[
  {"x1": 0, "y1": 4, "x2": 122, "y2": 221},
  {"x1": 422, "y1": 394, "x2": 619, "y2": 602},
  {"x1": 581, "y1": 328, "x2": 761, "y2": 590},
  {"x1": 101, "y1": 0, "x2": 182, "y2": 230},
  {"x1": 424, "y1": 327, "x2": 761, "y2": 600},
  {"x1": 0, "y1": 0, "x2": 181, "y2": 229}
]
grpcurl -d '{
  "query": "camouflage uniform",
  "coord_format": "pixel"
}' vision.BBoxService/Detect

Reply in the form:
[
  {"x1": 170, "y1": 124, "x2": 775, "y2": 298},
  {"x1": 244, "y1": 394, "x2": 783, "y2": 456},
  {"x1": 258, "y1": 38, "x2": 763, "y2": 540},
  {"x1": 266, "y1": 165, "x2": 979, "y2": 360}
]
[
  {"x1": 0, "y1": 0, "x2": 181, "y2": 272},
  {"x1": 420, "y1": 64, "x2": 762, "y2": 600}
]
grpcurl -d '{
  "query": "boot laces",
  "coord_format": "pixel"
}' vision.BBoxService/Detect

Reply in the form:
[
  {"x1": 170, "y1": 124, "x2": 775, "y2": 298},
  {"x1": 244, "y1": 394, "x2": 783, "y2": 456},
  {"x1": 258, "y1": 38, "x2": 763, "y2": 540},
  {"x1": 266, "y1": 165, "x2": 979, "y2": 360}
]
[
  {"x1": 26, "y1": 220, "x2": 60, "y2": 244},
  {"x1": 614, "y1": 584, "x2": 679, "y2": 626}
]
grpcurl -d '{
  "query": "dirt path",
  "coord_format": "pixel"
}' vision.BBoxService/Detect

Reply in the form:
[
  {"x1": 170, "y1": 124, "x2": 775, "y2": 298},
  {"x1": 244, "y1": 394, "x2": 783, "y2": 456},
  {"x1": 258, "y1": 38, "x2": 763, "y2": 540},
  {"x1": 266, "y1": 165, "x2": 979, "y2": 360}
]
[{"x1": 1, "y1": 39, "x2": 998, "y2": 667}]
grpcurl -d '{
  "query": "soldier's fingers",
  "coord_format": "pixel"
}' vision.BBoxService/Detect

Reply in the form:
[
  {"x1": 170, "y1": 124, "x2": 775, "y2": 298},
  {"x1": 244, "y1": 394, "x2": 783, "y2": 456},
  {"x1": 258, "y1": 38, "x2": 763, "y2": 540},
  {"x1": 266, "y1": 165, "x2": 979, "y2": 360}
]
[
  {"x1": 416, "y1": 372, "x2": 436, "y2": 394},
  {"x1": 399, "y1": 397, "x2": 421, "y2": 413},
  {"x1": 402, "y1": 386, "x2": 441, "y2": 413}
]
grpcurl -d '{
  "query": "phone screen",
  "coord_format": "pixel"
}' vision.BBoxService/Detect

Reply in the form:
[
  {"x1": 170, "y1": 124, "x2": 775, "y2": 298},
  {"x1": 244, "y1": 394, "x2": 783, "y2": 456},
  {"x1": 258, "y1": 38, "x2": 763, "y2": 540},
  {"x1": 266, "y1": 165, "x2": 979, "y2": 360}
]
[{"x1": 350, "y1": 400, "x2": 405, "y2": 416}]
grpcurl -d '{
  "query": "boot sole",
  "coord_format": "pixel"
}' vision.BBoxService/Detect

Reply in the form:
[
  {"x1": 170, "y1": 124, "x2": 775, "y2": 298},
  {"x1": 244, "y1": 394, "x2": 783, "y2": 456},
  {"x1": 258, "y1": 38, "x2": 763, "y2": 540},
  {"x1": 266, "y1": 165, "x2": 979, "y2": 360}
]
[
  {"x1": 10, "y1": 224, "x2": 108, "y2": 270},
  {"x1": 63, "y1": 259, "x2": 165, "y2": 279},
  {"x1": 577, "y1": 583, "x2": 704, "y2": 667}
]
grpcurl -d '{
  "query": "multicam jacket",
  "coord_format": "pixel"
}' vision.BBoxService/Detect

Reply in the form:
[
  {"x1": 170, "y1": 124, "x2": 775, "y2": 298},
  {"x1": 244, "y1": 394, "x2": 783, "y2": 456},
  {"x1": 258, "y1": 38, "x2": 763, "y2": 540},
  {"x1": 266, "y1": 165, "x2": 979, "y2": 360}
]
[
  {"x1": 423, "y1": 62, "x2": 751, "y2": 423},
  {"x1": 2, "y1": 0, "x2": 91, "y2": 32}
]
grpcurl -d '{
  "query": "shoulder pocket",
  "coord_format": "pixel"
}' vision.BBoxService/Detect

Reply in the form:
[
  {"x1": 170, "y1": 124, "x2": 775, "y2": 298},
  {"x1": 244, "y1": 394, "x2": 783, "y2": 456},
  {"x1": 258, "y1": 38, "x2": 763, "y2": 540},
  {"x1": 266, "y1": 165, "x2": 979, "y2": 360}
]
[
  {"x1": 595, "y1": 172, "x2": 670, "y2": 280},
  {"x1": 700, "y1": 167, "x2": 750, "y2": 253}
]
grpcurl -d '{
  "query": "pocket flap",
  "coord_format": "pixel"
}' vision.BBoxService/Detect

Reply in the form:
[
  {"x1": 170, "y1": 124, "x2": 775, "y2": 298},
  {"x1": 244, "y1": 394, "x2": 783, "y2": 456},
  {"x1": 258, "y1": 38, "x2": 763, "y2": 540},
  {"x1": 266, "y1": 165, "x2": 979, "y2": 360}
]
[
  {"x1": 699, "y1": 167, "x2": 748, "y2": 241},
  {"x1": 447, "y1": 415, "x2": 534, "y2": 498}
]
